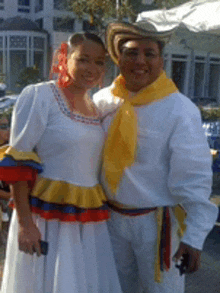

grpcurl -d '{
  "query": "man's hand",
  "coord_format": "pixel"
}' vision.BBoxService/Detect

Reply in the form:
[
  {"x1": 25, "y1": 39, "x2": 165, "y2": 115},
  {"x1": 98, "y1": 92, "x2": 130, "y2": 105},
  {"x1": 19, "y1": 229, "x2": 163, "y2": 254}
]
[{"x1": 173, "y1": 242, "x2": 202, "y2": 274}]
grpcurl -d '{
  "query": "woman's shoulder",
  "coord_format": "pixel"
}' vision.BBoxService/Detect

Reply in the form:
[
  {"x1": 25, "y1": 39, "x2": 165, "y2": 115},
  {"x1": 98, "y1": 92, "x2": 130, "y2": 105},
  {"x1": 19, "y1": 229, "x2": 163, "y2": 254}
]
[
  {"x1": 26, "y1": 80, "x2": 55, "y2": 95},
  {"x1": 18, "y1": 81, "x2": 55, "y2": 104},
  {"x1": 13, "y1": 81, "x2": 56, "y2": 118}
]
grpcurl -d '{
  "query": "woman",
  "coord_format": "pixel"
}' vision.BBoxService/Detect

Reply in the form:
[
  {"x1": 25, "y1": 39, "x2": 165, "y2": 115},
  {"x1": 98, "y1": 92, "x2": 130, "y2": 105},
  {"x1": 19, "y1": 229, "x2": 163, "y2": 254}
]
[{"x1": 0, "y1": 32, "x2": 122, "y2": 293}]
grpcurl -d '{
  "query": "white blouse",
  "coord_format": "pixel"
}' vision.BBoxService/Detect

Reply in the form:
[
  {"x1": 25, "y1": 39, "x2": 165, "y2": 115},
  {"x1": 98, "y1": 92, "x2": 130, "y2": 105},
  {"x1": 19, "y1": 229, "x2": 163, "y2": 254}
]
[
  {"x1": 10, "y1": 81, "x2": 104, "y2": 187},
  {"x1": 2, "y1": 81, "x2": 108, "y2": 222}
]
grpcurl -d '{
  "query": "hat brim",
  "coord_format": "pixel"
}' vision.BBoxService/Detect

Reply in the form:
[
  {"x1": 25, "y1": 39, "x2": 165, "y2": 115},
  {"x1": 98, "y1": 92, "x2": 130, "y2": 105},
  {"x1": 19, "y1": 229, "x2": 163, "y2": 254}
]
[{"x1": 106, "y1": 21, "x2": 174, "y2": 64}]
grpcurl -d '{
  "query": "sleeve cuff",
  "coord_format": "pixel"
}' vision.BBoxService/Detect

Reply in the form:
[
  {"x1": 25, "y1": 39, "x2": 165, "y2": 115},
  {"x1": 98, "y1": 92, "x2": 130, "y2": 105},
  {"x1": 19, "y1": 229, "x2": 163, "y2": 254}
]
[
  {"x1": 4, "y1": 146, "x2": 41, "y2": 164},
  {"x1": 0, "y1": 146, "x2": 43, "y2": 177},
  {"x1": 0, "y1": 166, "x2": 38, "y2": 185}
]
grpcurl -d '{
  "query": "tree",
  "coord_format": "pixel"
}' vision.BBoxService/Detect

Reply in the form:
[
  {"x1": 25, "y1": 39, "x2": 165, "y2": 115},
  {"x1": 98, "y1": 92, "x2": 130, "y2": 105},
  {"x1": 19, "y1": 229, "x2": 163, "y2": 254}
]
[
  {"x1": 16, "y1": 66, "x2": 43, "y2": 89},
  {"x1": 67, "y1": 0, "x2": 135, "y2": 28},
  {"x1": 67, "y1": 0, "x2": 189, "y2": 28}
]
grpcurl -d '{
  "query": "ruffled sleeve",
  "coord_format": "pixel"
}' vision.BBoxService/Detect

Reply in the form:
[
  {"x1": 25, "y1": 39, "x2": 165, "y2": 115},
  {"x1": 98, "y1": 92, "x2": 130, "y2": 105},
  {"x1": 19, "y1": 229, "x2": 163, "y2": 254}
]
[{"x1": 0, "y1": 83, "x2": 50, "y2": 186}]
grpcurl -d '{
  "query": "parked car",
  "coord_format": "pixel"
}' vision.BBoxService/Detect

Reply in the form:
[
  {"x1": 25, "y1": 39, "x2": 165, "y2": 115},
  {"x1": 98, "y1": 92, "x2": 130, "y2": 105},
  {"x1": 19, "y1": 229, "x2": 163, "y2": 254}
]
[
  {"x1": 202, "y1": 120, "x2": 220, "y2": 150},
  {"x1": 0, "y1": 95, "x2": 18, "y2": 114}
]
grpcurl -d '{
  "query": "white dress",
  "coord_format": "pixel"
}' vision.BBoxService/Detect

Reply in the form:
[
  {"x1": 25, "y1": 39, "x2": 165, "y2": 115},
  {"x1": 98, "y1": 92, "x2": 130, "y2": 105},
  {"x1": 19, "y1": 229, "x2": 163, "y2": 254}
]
[{"x1": 0, "y1": 81, "x2": 122, "y2": 293}]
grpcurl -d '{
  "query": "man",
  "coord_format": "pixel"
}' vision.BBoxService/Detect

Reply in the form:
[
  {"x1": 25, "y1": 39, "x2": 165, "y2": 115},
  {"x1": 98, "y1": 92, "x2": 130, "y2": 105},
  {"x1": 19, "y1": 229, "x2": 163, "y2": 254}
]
[{"x1": 94, "y1": 21, "x2": 218, "y2": 293}]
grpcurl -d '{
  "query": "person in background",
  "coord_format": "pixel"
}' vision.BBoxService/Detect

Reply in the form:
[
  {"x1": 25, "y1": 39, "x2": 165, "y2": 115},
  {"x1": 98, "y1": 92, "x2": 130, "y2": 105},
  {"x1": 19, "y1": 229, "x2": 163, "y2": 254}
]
[
  {"x1": 0, "y1": 116, "x2": 10, "y2": 146},
  {"x1": 0, "y1": 32, "x2": 122, "y2": 293},
  {"x1": 94, "y1": 21, "x2": 218, "y2": 293},
  {"x1": 0, "y1": 116, "x2": 11, "y2": 244}
]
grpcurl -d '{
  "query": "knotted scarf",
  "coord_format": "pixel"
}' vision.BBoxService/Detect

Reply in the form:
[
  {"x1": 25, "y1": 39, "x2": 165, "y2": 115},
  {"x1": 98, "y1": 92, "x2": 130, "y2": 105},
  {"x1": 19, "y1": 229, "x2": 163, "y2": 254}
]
[{"x1": 103, "y1": 70, "x2": 178, "y2": 194}]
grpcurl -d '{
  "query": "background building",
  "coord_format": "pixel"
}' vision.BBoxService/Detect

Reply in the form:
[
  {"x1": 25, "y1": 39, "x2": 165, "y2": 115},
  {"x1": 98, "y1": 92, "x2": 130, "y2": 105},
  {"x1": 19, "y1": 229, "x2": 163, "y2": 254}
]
[
  {"x1": 163, "y1": 28, "x2": 220, "y2": 106},
  {"x1": 0, "y1": 0, "x2": 220, "y2": 107},
  {"x1": 0, "y1": 0, "x2": 94, "y2": 92}
]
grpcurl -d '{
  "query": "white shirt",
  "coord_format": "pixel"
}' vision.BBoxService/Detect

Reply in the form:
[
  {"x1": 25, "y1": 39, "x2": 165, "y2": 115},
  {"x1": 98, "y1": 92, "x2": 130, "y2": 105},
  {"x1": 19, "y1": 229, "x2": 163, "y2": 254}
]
[
  {"x1": 10, "y1": 81, "x2": 104, "y2": 187},
  {"x1": 94, "y1": 85, "x2": 218, "y2": 250}
]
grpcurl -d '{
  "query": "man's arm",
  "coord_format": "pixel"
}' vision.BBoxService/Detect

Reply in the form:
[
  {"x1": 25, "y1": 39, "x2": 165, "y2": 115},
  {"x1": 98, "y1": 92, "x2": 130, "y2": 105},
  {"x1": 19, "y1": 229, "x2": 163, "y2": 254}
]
[{"x1": 168, "y1": 99, "x2": 218, "y2": 272}]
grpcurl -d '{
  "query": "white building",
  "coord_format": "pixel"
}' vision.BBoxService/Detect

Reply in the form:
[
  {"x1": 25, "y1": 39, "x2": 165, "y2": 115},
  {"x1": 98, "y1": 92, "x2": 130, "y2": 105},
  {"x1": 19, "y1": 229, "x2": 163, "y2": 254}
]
[
  {"x1": 138, "y1": 0, "x2": 220, "y2": 106},
  {"x1": 163, "y1": 28, "x2": 220, "y2": 106},
  {"x1": 0, "y1": 0, "x2": 93, "y2": 92},
  {"x1": 0, "y1": 0, "x2": 220, "y2": 106}
]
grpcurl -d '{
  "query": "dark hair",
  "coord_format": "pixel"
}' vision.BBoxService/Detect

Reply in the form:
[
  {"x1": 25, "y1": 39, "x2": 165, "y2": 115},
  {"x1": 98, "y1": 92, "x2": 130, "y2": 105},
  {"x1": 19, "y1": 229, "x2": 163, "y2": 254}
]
[
  {"x1": 68, "y1": 32, "x2": 105, "y2": 55},
  {"x1": 119, "y1": 37, "x2": 165, "y2": 56}
]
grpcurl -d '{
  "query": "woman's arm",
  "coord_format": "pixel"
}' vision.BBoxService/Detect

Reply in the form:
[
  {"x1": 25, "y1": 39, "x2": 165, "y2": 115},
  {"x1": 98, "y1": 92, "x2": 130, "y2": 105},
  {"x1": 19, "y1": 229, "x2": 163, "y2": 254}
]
[{"x1": 10, "y1": 181, "x2": 42, "y2": 256}]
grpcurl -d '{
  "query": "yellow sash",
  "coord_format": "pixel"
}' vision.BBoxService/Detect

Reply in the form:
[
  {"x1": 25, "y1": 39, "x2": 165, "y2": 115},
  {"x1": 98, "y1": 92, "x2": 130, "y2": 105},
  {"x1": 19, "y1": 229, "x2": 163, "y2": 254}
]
[{"x1": 103, "y1": 71, "x2": 178, "y2": 193}]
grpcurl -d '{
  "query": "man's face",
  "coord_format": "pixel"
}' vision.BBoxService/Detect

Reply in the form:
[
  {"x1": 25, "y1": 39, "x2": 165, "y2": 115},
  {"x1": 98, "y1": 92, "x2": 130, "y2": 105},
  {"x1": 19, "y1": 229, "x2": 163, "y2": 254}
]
[{"x1": 118, "y1": 39, "x2": 164, "y2": 92}]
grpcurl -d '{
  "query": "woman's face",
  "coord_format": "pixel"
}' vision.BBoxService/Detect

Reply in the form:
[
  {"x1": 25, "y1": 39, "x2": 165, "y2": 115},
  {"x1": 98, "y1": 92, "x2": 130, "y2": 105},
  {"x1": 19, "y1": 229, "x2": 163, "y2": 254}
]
[{"x1": 67, "y1": 39, "x2": 105, "y2": 90}]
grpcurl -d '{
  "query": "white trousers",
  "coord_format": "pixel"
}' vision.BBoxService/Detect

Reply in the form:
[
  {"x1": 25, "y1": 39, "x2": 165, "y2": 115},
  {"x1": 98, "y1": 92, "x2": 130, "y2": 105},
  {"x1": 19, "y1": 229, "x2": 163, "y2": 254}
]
[{"x1": 107, "y1": 209, "x2": 185, "y2": 293}]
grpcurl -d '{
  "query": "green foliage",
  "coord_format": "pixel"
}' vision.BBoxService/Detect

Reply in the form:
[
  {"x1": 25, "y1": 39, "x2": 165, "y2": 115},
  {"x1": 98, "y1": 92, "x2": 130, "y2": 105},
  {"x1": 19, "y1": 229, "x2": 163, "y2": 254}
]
[
  {"x1": 68, "y1": 0, "x2": 136, "y2": 27},
  {"x1": 0, "y1": 107, "x2": 13, "y2": 123},
  {"x1": 68, "y1": 0, "x2": 189, "y2": 27},
  {"x1": 199, "y1": 106, "x2": 220, "y2": 121},
  {"x1": 154, "y1": 0, "x2": 188, "y2": 9},
  {"x1": 16, "y1": 67, "x2": 42, "y2": 89}
]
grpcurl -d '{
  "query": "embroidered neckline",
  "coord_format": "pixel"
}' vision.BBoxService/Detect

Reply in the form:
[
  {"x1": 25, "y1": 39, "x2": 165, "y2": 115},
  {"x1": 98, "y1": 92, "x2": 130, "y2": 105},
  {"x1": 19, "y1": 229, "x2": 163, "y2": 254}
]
[{"x1": 50, "y1": 83, "x2": 101, "y2": 125}]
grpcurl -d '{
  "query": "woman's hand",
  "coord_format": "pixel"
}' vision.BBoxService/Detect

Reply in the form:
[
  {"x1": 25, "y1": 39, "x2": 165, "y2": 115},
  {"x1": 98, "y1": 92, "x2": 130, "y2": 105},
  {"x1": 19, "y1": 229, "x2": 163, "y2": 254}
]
[
  {"x1": 18, "y1": 223, "x2": 42, "y2": 256},
  {"x1": 10, "y1": 181, "x2": 42, "y2": 256}
]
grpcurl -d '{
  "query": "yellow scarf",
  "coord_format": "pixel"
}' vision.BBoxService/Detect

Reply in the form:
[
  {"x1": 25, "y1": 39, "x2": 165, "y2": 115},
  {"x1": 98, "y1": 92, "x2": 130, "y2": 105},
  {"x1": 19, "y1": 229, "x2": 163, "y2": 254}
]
[{"x1": 103, "y1": 71, "x2": 178, "y2": 194}]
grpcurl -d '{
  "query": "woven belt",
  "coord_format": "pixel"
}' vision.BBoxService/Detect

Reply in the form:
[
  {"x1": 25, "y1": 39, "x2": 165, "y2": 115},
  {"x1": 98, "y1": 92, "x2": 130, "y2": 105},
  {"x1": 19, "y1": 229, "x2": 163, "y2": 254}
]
[{"x1": 107, "y1": 201, "x2": 157, "y2": 216}]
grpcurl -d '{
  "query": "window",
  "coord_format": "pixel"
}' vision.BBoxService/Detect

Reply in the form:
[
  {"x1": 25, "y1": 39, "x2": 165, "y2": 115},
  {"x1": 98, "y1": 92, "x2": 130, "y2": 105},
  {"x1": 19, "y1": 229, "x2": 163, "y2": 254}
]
[
  {"x1": 53, "y1": 17, "x2": 75, "y2": 32},
  {"x1": 0, "y1": 51, "x2": 3, "y2": 74},
  {"x1": 18, "y1": 0, "x2": 30, "y2": 12},
  {"x1": 171, "y1": 54, "x2": 187, "y2": 93},
  {"x1": 208, "y1": 64, "x2": 220, "y2": 101},
  {"x1": 36, "y1": 18, "x2": 43, "y2": 29},
  {"x1": 34, "y1": 37, "x2": 44, "y2": 50},
  {"x1": 18, "y1": 0, "x2": 29, "y2": 5},
  {"x1": 54, "y1": 0, "x2": 71, "y2": 10},
  {"x1": 54, "y1": 0, "x2": 64, "y2": 10},
  {"x1": 0, "y1": 0, "x2": 3, "y2": 10},
  {"x1": 10, "y1": 36, "x2": 27, "y2": 49},
  {"x1": 18, "y1": 8, "x2": 30, "y2": 12},
  {"x1": 210, "y1": 58, "x2": 220, "y2": 62},
  {"x1": 34, "y1": 52, "x2": 44, "y2": 78},
  {"x1": 35, "y1": 0, "x2": 43, "y2": 12},
  {"x1": 194, "y1": 62, "x2": 205, "y2": 97},
  {"x1": 172, "y1": 54, "x2": 187, "y2": 59},
  {"x1": 10, "y1": 50, "x2": 27, "y2": 91}
]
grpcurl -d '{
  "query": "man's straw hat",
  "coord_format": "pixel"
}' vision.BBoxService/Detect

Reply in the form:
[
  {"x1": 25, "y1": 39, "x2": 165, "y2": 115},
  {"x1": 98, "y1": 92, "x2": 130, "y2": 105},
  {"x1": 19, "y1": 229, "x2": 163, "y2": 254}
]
[{"x1": 106, "y1": 21, "x2": 174, "y2": 64}]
